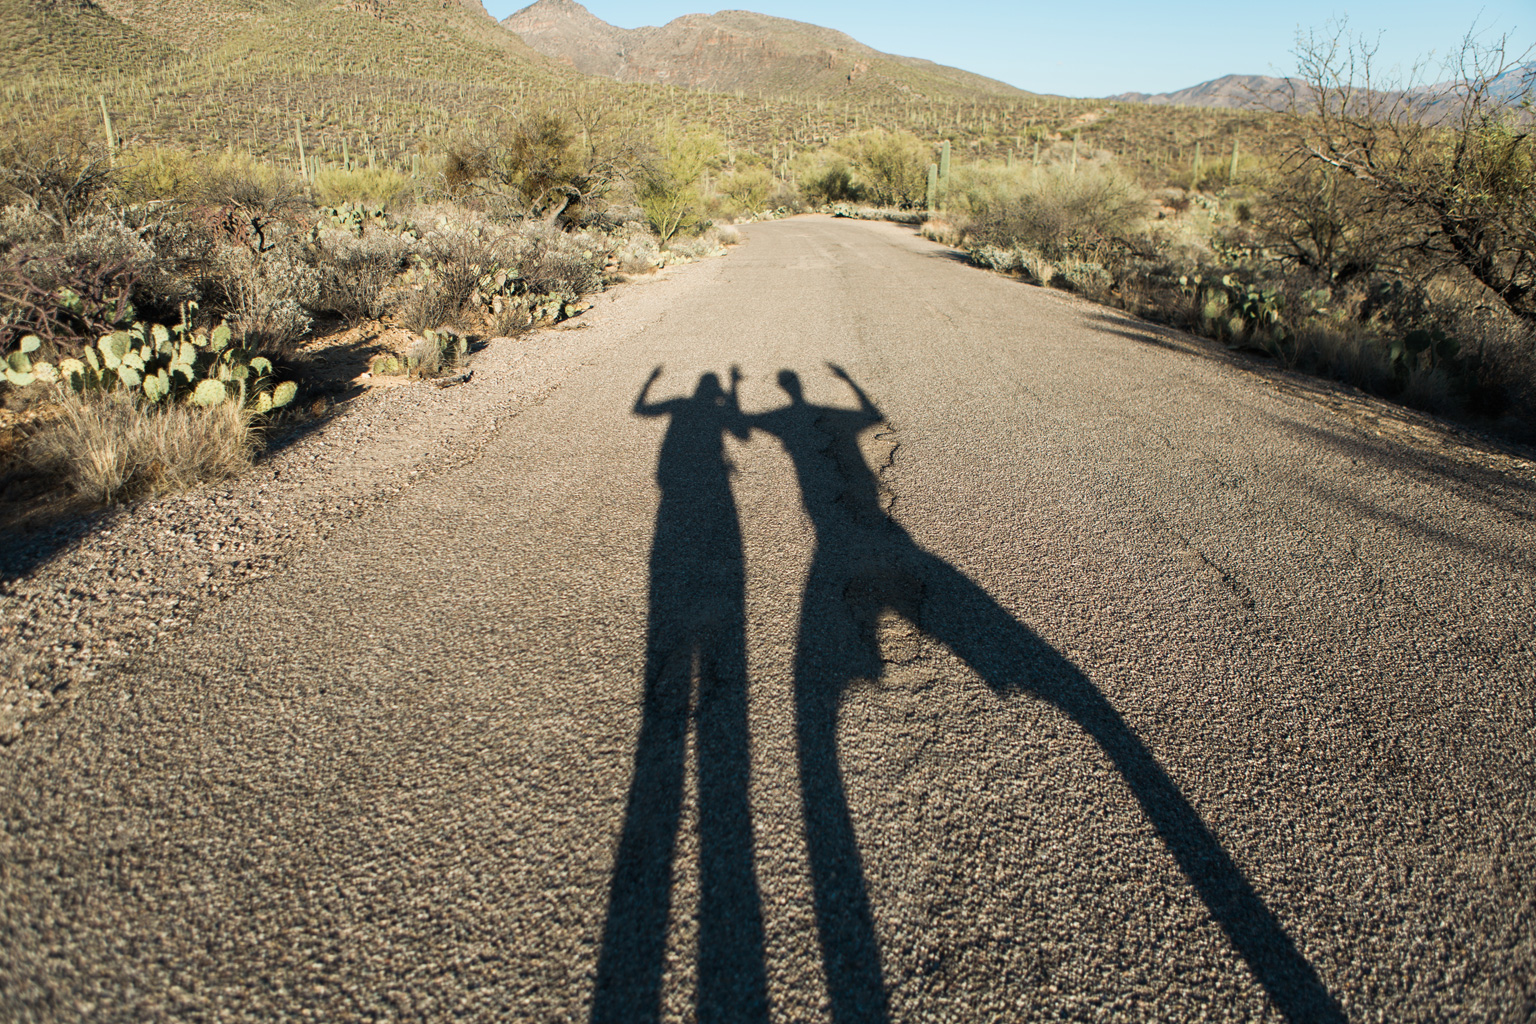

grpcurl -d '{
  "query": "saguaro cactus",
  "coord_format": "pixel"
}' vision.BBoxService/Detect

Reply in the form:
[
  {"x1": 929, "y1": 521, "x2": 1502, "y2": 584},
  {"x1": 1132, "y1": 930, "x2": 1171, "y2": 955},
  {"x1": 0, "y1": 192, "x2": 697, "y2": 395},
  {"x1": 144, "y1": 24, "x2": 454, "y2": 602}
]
[
  {"x1": 926, "y1": 163, "x2": 938, "y2": 212},
  {"x1": 938, "y1": 139, "x2": 950, "y2": 208},
  {"x1": 98, "y1": 96, "x2": 116, "y2": 166}
]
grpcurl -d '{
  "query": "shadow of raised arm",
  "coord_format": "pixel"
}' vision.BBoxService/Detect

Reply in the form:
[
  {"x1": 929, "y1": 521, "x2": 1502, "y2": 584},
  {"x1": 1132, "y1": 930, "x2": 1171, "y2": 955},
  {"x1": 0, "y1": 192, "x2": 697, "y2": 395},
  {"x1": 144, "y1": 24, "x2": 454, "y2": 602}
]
[
  {"x1": 827, "y1": 362, "x2": 882, "y2": 422},
  {"x1": 634, "y1": 366, "x2": 675, "y2": 418}
]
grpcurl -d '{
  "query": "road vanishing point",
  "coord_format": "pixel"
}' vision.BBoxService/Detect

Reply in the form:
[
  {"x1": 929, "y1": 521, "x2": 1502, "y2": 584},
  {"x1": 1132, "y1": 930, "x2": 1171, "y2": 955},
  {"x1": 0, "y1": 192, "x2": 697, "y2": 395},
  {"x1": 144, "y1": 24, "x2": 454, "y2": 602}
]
[{"x1": 3, "y1": 216, "x2": 1533, "y2": 1022}]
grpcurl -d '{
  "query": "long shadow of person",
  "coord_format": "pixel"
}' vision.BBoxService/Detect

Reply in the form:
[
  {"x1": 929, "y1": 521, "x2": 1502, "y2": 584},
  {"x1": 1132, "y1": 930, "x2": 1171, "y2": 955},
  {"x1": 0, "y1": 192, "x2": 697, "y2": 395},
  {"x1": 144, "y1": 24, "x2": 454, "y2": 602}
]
[
  {"x1": 748, "y1": 365, "x2": 1343, "y2": 1024},
  {"x1": 591, "y1": 368, "x2": 769, "y2": 1024}
]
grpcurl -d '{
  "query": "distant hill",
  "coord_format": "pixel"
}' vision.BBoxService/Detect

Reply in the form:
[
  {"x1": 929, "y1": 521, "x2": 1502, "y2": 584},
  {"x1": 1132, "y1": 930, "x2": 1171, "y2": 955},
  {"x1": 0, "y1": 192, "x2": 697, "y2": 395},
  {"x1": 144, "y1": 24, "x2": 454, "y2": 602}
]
[
  {"x1": 80, "y1": 0, "x2": 550, "y2": 76},
  {"x1": 1114, "y1": 65, "x2": 1535, "y2": 113},
  {"x1": 501, "y1": 0, "x2": 1032, "y2": 101},
  {"x1": 1480, "y1": 62, "x2": 1535, "y2": 105},
  {"x1": 0, "y1": 0, "x2": 178, "y2": 77},
  {"x1": 1111, "y1": 75, "x2": 1290, "y2": 110}
]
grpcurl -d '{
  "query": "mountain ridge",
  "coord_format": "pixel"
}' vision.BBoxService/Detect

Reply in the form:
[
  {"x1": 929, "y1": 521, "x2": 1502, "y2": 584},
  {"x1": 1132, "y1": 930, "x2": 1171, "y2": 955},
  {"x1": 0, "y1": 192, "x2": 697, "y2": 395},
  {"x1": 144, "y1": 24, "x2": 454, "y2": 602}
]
[
  {"x1": 1113, "y1": 64, "x2": 1535, "y2": 111},
  {"x1": 501, "y1": 0, "x2": 1033, "y2": 101}
]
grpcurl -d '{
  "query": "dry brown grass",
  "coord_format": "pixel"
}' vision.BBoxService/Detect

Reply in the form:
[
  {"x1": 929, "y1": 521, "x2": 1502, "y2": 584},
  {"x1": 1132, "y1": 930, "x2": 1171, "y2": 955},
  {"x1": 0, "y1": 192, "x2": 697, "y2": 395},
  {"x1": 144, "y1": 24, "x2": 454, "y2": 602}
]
[{"x1": 26, "y1": 391, "x2": 257, "y2": 505}]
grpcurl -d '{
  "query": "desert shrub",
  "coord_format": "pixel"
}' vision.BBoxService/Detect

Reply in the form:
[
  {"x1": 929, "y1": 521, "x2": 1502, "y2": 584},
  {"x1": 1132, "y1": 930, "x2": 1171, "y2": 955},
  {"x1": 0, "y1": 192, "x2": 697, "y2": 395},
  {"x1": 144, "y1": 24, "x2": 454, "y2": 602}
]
[
  {"x1": 830, "y1": 205, "x2": 926, "y2": 224},
  {"x1": 312, "y1": 229, "x2": 407, "y2": 321},
  {"x1": 0, "y1": 209, "x2": 195, "y2": 351},
  {"x1": 966, "y1": 164, "x2": 1150, "y2": 258},
  {"x1": 399, "y1": 229, "x2": 491, "y2": 333},
  {"x1": 1283, "y1": 30, "x2": 1536, "y2": 327},
  {"x1": 213, "y1": 238, "x2": 317, "y2": 353},
  {"x1": 638, "y1": 131, "x2": 718, "y2": 244},
  {"x1": 0, "y1": 248, "x2": 138, "y2": 352},
  {"x1": 802, "y1": 160, "x2": 860, "y2": 206},
  {"x1": 841, "y1": 130, "x2": 928, "y2": 208},
  {"x1": 766, "y1": 183, "x2": 807, "y2": 216},
  {"x1": 313, "y1": 166, "x2": 412, "y2": 207},
  {"x1": 1017, "y1": 249, "x2": 1057, "y2": 287},
  {"x1": 666, "y1": 233, "x2": 724, "y2": 261},
  {"x1": 966, "y1": 243, "x2": 1020, "y2": 272},
  {"x1": 715, "y1": 166, "x2": 773, "y2": 217},
  {"x1": 400, "y1": 278, "x2": 469, "y2": 336},
  {"x1": 406, "y1": 329, "x2": 465, "y2": 376},
  {"x1": 0, "y1": 126, "x2": 112, "y2": 241},
  {"x1": 0, "y1": 204, "x2": 59, "y2": 250},
  {"x1": 26, "y1": 389, "x2": 257, "y2": 505},
  {"x1": 512, "y1": 223, "x2": 605, "y2": 297},
  {"x1": 613, "y1": 229, "x2": 662, "y2": 274},
  {"x1": 1057, "y1": 259, "x2": 1114, "y2": 297},
  {"x1": 1251, "y1": 163, "x2": 1400, "y2": 287},
  {"x1": 64, "y1": 214, "x2": 195, "y2": 323},
  {"x1": 921, "y1": 219, "x2": 966, "y2": 247},
  {"x1": 114, "y1": 147, "x2": 207, "y2": 205}
]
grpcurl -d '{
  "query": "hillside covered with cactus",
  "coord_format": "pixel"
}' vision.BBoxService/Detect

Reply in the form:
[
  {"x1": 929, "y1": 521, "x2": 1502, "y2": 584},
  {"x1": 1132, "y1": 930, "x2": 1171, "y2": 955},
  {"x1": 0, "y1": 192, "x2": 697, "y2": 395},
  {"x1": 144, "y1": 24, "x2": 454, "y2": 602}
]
[{"x1": 502, "y1": 0, "x2": 1032, "y2": 102}]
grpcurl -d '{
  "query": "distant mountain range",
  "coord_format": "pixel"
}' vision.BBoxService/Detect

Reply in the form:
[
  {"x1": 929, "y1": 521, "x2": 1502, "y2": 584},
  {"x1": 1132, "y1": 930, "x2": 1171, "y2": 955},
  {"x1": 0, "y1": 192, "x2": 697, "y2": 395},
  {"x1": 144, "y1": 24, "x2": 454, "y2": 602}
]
[
  {"x1": 1113, "y1": 65, "x2": 1535, "y2": 111},
  {"x1": 1111, "y1": 75, "x2": 1290, "y2": 109},
  {"x1": 6, "y1": 0, "x2": 1527, "y2": 119},
  {"x1": 501, "y1": 0, "x2": 1031, "y2": 100}
]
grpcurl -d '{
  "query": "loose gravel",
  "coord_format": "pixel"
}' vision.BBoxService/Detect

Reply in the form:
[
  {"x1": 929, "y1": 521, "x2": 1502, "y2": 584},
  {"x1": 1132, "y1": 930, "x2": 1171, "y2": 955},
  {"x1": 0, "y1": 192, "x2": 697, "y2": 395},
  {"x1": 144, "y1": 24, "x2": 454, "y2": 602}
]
[{"x1": 0, "y1": 278, "x2": 663, "y2": 746}]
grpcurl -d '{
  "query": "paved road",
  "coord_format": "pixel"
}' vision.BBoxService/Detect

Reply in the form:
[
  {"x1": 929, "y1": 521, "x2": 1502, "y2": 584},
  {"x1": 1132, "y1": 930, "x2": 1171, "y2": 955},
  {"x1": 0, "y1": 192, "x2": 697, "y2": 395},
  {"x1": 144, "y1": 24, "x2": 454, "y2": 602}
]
[{"x1": 3, "y1": 216, "x2": 1534, "y2": 1022}]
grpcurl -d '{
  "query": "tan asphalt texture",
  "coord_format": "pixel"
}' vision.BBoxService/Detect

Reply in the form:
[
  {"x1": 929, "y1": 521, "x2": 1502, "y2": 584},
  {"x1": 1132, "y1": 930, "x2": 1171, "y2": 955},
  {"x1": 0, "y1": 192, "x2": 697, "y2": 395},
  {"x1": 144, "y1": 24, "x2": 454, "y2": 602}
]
[{"x1": 2, "y1": 216, "x2": 1534, "y2": 1022}]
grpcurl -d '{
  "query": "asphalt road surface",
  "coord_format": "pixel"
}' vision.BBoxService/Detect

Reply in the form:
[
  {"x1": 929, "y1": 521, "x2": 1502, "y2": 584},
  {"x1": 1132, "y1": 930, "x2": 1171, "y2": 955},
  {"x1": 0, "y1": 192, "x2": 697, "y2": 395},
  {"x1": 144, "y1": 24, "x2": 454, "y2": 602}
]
[{"x1": 3, "y1": 216, "x2": 1533, "y2": 1022}]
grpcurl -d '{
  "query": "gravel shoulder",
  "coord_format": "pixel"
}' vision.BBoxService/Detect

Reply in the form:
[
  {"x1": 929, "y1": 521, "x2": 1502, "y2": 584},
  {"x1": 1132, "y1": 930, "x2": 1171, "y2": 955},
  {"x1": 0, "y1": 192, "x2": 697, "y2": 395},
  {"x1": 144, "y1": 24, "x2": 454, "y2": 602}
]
[{"x1": 0, "y1": 269, "x2": 686, "y2": 745}]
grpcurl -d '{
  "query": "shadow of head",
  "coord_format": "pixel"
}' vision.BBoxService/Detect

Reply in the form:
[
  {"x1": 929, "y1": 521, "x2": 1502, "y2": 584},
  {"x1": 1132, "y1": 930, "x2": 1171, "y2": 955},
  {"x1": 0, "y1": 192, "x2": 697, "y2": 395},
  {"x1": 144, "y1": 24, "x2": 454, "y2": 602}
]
[{"x1": 695, "y1": 372, "x2": 725, "y2": 404}]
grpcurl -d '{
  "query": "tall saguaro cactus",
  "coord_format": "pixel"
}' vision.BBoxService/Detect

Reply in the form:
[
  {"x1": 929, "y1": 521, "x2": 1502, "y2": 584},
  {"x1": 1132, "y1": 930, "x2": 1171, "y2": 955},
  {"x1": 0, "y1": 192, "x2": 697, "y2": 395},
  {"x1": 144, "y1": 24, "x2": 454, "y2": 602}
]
[
  {"x1": 926, "y1": 163, "x2": 938, "y2": 212},
  {"x1": 937, "y1": 139, "x2": 950, "y2": 208},
  {"x1": 98, "y1": 97, "x2": 116, "y2": 167}
]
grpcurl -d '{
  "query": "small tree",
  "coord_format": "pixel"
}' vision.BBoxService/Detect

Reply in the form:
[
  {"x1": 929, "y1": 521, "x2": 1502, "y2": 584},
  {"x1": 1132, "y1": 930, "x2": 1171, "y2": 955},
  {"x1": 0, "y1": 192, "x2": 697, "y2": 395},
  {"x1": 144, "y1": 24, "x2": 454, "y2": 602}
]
[
  {"x1": 717, "y1": 166, "x2": 773, "y2": 216},
  {"x1": 1283, "y1": 27, "x2": 1536, "y2": 323},
  {"x1": 638, "y1": 131, "x2": 718, "y2": 244},
  {"x1": 843, "y1": 130, "x2": 928, "y2": 208},
  {"x1": 447, "y1": 104, "x2": 636, "y2": 226}
]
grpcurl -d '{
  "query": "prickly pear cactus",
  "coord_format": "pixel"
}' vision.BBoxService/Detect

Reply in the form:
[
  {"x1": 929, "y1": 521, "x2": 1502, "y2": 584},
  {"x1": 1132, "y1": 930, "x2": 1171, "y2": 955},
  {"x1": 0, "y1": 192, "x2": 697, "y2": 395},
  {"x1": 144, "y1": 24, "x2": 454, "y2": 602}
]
[
  {"x1": 14, "y1": 317, "x2": 298, "y2": 415},
  {"x1": 3, "y1": 335, "x2": 42, "y2": 386}
]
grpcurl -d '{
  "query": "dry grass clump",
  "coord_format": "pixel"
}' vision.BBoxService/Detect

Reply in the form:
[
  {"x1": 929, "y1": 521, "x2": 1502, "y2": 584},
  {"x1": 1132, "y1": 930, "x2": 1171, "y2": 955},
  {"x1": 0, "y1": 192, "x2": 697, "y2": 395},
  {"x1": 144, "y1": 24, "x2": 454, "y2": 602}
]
[
  {"x1": 402, "y1": 331, "x2": 465, "y2": 377},
  {"x1": 27, "y1": 392, "x2": 257, "y2": 505},
  {"x1": 919, "y1": 219, "x2": 965, "y2": 246}
]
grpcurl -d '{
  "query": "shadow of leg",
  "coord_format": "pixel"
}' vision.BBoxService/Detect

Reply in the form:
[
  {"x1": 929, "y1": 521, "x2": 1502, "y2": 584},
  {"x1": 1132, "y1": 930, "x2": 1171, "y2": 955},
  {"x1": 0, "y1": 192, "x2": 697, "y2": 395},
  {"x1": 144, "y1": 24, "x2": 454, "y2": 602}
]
[
  {"x1": 795, "y1": 565, "x2": 892, "y2": 1024},
  {"x1": 911, "y1": 550, "x2": 1344, "y2": 1023},
  {"x1": 696, "y1": 636, "x2": 770, "y2": 1023},
  {"x1": 591, "y1": 646, "x2": 692, "y2": 1024}
]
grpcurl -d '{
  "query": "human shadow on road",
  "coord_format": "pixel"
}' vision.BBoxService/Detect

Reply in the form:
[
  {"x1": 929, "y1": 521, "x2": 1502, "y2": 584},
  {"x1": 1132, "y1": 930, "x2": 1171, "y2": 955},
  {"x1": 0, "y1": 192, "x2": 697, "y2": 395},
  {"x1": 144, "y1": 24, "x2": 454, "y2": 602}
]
[
  {"x1": 591, "y1": 368, "x2": 769, "y2": 1024},
  {"x1": 748, "y1": 365, "x2": 1344, "y2": 1024}
]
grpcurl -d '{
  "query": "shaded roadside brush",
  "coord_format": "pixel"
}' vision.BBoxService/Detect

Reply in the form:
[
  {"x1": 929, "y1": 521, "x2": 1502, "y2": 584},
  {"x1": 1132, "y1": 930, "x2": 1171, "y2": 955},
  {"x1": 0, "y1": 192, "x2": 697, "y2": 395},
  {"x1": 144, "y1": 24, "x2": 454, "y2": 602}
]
[
  {"x1": 370, "y1": 327, "x2": 468, "y2": 377},
  {"x1": 7, "y1": 318, "x2": 299, "y2": 505}
]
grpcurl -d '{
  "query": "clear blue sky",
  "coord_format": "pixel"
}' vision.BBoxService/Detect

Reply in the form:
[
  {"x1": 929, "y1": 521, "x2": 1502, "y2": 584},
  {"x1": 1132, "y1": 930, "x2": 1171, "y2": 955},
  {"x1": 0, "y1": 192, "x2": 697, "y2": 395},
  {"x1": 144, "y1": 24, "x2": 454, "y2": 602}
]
[{"x1": 480, "y1": 0, "x2": 1533, "y2": 97}]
